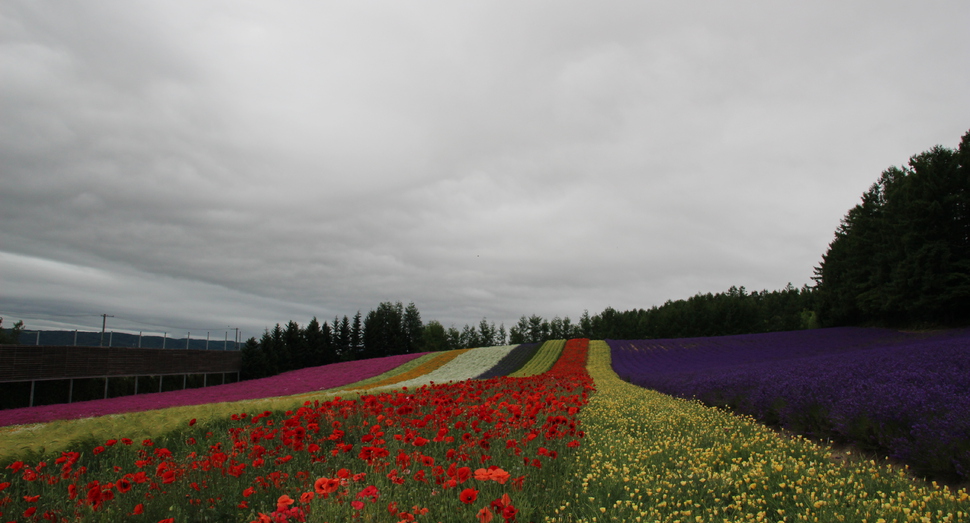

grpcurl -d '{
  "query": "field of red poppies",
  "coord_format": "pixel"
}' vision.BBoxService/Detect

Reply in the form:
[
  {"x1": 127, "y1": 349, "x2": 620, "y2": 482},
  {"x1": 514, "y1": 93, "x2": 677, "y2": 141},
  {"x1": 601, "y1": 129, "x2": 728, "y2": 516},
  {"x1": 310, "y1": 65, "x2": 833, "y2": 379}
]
[
  {"x1": 0, "y1": 341, "x2": 592, "y2": 522},
  {"x1": 2, "y1": 333, "x2": 969, "y2": 523}
]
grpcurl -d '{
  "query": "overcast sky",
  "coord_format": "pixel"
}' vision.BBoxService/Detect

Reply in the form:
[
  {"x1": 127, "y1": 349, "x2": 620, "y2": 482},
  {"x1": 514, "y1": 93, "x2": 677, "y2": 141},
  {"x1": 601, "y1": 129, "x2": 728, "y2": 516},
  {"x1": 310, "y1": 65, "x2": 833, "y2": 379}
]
[{"x1": 2, "y1": 1, "x2": 968, "y2": 340}]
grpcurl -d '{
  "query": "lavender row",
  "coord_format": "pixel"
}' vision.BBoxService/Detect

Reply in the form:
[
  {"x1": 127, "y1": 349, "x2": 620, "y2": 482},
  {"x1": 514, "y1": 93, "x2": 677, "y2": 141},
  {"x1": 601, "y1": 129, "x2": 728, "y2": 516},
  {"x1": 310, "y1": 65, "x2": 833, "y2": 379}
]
[
  {"x1": 474, "y1": 343, "x2": 540, "y2": 379},
  {"x1": 0, "y1": 352, "x2": 426, "y2": 428},
  {"x1": 609, "y1": 328, "x2": 970, "y2": 482}
]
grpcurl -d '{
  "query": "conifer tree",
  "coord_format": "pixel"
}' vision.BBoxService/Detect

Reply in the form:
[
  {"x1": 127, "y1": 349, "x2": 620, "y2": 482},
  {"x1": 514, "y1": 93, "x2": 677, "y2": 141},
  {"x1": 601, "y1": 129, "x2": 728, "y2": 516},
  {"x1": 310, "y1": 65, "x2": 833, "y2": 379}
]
[
  {"x1": 478, "y1": 318, "x2": 496, "y2": 347},
  {"x1": 403, "y1": 302, "x2": 423, "y2": 353},
  {"x1": 814, "y1": 129, "x2": 970, "y2": 326}
]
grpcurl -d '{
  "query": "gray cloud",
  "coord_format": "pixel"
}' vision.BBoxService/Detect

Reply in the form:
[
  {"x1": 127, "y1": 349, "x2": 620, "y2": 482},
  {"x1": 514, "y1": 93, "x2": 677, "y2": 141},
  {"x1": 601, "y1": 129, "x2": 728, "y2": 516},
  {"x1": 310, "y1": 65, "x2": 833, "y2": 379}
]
[{"x1": 2, "y1": 0, "x2": 968, "y2": 337}]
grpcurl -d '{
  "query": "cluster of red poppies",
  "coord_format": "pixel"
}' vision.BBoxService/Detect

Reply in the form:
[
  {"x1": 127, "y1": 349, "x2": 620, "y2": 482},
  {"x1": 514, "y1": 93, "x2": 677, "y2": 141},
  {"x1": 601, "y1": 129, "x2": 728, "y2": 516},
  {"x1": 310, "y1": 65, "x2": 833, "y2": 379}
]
[{"x1": 0, "y1": 339, "x2": 592, "y2": 522}]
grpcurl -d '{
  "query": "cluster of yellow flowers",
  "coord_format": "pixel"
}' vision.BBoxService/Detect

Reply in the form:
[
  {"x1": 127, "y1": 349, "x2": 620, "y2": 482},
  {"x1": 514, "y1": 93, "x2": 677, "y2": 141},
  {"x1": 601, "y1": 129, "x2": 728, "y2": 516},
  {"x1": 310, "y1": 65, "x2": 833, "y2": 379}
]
[{"x1": 545, "y1": 341, "x2": 969, "y2": 523}]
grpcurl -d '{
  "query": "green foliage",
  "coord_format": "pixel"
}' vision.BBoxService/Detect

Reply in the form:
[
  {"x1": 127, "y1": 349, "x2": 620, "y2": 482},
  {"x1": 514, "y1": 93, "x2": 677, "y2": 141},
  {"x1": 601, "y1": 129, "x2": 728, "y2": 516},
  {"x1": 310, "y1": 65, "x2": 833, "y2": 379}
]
[
  {"x1": 510, "y1": 314, "x2": 582, "y2": 344},
  {"x1": 814, "y1": 129, "x2": 970, "y2": 327},
  {"x1": 239, "y1": 337, "x2": 264, "y2": 380},
  {"x1": 0, "y1": 317, "x2": 25, "y2": 345},
  {"x1": 418, "y1": 320, "x2": 449, "y2": 351},
  {"x1": 577, "y1": 284, "x2": 817, "y2": 340},
  {"x1": 403, "y1": 302, "x2": 423, "y2": 353},
  {"x1": 362, "y1": 302, "x2": 408, "y2": 358}
]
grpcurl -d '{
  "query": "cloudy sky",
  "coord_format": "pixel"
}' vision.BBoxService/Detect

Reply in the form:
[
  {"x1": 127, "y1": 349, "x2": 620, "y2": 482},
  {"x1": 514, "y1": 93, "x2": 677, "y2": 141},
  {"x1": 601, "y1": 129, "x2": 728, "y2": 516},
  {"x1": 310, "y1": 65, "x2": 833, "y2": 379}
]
[{"x1": 2, "y1": 1, "x2": 968, "y2": 340}]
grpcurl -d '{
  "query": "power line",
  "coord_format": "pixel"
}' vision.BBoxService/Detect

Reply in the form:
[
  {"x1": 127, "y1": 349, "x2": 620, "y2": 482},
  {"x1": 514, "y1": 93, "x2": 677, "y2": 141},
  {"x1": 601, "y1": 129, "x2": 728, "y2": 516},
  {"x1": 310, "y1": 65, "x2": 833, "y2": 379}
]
[{"x1": 0, "y1": 309, "x2": 239, "y2": 335}]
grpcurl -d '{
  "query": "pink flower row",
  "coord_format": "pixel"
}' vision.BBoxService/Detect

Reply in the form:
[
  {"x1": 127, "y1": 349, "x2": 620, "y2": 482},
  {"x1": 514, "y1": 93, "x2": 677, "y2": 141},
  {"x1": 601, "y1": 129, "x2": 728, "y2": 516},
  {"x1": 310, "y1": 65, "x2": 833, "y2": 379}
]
[{"x1": 0, "y1": 353, "x2": 426, "y2": 427}]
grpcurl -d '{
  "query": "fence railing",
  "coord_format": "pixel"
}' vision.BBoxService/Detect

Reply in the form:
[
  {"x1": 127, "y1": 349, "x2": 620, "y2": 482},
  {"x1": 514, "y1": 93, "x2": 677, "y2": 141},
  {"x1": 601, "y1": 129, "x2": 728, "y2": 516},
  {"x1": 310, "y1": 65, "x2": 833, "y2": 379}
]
[
  {"x1": 15, "y1": 330, "x2": 241, "y2": 350},
  {"x1": 0, "y1": 345, "x2": 242, "y2": 410}
]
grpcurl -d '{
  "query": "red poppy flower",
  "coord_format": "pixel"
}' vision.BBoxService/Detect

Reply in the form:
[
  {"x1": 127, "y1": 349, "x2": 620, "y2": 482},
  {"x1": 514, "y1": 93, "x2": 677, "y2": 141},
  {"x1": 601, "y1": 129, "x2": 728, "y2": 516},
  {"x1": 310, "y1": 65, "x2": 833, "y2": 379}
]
[
  {"x1": 476, "y1": 507, "x2": 494, "y2": 523},
  {"x1": 131, "y1": 503, "x2": 145, "y2": 515},
  {"x1": 116, "y1": 478, "x2": 132, "y2": 493},
  {"x1": 314, "y1": 478, "x2": 340, "y2": 495},
  {"x1": 276, "y1": 494, "x2": 295, "y2": 510},
  {"x1": 459, "y1": 488, "x2": 478, "y2": 504}
]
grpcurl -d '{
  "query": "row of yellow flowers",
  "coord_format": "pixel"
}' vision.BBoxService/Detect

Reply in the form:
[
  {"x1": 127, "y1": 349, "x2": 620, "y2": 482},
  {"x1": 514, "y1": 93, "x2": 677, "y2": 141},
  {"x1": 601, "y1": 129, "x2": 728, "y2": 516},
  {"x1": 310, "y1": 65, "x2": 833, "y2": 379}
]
[{"x1": 544, "y1": 340, "x2": 969, "y2": 523}]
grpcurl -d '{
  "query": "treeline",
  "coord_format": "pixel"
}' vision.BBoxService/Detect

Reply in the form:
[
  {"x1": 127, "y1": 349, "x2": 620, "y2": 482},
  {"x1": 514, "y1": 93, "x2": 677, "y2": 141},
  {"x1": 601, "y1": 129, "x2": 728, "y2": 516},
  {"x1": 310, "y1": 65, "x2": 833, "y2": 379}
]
[
  {"x1": 241, "y1": 302, "x2": 512, "y2": 380},
  {"x1": 583, "y1": 284, "x2": 818, "y2": 339},
  {"x1": 502, "y1": 284, "x2": 817, "y2": 342},
  {"x1": 813, "y1": 129, "x2": 970, "y2": 327}
]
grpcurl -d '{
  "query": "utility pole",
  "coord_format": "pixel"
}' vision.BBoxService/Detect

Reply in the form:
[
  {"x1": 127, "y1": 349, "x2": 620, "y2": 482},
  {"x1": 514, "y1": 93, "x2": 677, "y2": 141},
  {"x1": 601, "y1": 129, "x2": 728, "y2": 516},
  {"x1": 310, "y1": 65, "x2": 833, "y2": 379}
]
[
  {"x1": 234, "y1": 328, "x2": 240, "y2": 350},
  {"x1": 99, "y1": 314, "x2": 114, "y2": 347}
]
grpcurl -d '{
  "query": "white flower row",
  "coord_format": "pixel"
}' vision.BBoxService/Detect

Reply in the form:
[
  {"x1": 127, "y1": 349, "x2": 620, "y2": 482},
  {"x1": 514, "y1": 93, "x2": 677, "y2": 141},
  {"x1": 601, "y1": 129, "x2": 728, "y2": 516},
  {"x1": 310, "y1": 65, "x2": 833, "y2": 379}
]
[{"x1": 378, "y1": 345, "x2": 518, "y2": 391}]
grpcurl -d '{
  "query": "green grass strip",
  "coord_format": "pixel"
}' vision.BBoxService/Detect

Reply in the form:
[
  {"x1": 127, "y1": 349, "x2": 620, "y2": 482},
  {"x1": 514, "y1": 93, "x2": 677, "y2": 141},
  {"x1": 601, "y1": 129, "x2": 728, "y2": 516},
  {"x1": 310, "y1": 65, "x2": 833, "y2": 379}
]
[
  {"x1": 507, "y1": 339, "x2": 566, "y2": 377},
  {"x1": 544, "y1": 340, "x2": 969, "y2": 522}
]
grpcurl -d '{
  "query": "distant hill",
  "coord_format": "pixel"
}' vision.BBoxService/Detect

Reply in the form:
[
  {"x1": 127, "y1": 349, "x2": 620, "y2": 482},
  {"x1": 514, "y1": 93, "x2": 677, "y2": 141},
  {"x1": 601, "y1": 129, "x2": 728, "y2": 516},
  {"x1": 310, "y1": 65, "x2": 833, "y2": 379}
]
[{"x1": 14, "y1": 330, "x2": 240, "y2": 350}]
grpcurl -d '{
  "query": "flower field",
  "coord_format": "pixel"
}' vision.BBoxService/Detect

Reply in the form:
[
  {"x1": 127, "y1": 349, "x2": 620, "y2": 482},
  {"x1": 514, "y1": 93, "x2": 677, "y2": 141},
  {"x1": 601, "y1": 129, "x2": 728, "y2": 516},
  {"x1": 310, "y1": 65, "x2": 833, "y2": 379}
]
[
  {"x1": 553, "y1": 341, "x2": 969, "y2": 522},
  {"x1": 0, "y1": 353, "x2": 428, "y2": 429},
  {"x1": 385, "y1": 346, "x2": 518, "y2": 391},
  {"x1": 507, "y1": 341, "x2": 566, "y2": 378},
  {"x1": 1, "y1": 331, "x2": 969, "y2": 522},
  {"x1": 0, "y1": 340, "x2": 593, "y2": 522},
  {"x1": 608, "y1": 328, "x2": 970, "y2": 482},
  {"x1": 474, "y1": 344, "x2": 540, "y2": 380},
  {"x1": 344, "y1": 349, "x2": 473, "y2": 392}
]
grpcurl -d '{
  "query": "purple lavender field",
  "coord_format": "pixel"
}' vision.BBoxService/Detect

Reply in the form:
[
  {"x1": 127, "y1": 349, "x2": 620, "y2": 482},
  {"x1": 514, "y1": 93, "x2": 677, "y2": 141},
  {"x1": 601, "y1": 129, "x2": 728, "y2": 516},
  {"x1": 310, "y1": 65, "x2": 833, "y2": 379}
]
[
  {"x1": 0, "y1": 352, "x2": 425, "y2": 428},
  {"x1": 609, "y1": 327, "x2": 970, "y2": 482}
]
